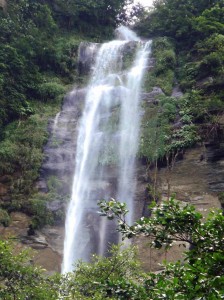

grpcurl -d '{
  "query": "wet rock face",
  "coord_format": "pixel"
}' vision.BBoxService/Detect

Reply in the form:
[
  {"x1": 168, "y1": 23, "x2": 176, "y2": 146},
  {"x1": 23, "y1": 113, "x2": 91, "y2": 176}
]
[
  {"x1": 206, "y1": 129, "x2": 224, "y2": 192},
  {"x1": 0, "y1": 0, "x2": 6, "y2": 11},
  {"x1": 142, "y1": 86, "x2": 164, "y2": 104},
  {"x1": 121, "y1": 41, "x2": 138, "y2": 67},
  {"x1": 78, "y1": 42, "x2": 99, "y2": 76},
  {"x1": 39, "y1": 88, "x2": 86, "y2": 195},
  {"x1": 78, "y1": 41, "x2": 139, "y2": 76},
  {"x1": 171, "y1": 85, "x2": 183, "y2": 98}
]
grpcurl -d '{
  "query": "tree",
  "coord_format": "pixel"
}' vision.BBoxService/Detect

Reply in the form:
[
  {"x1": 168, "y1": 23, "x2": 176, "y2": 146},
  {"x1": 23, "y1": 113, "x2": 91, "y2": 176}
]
[
  {"x1": 0, "y1": 0, "x2": 58, "y2": 135},
  {"x1": 98, "y1": 197, "x2": 224, "y2": 299},
  {"x1": 135, "y1": 0, "x2": 224, "y2": 44},
  {"x1": 60, "y1": 245, "x2": 148, "y2": 300},
  {"x1": 193, "y1": 4, "x2": 224, "y2": 37},
  {"x1": 48, "y1": 0, "x2": 132, "y2": 32}
]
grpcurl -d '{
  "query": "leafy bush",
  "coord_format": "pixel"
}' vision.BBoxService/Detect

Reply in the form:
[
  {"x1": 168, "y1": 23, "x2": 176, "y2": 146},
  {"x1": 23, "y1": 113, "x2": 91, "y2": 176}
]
[
  {"x1": 98, "y1": 198, "x2": 224, "y2": 299},
  {"x1": 30, "y1": 196, "x2": 54, "y2": 229},
  {"x1": 0, "y1": 209, "x2": 10, "y2": 227},
  {"x1": 28, "y1": 190, "x2": 66, "y2": 227},
  {"x1": 155, "y1": 49, "x2": 176, "y2": 72},
  {"x1": 152, "y1": 37, "x2": 174, "y2": 51},
  {"x1": 61, "y1": 245, "x2": 148, "y2": 300},
  {"x1": 144, "y1": 38, "x2": 176, "y2": 95},
  {"x1": 160, "y1": 97, "x2": 177, "y2": 121},
  {"x1": 38, "y1": 82, "x2": 66, "y2": 102},
  {"x1": 193, "y1": 4, "x2": 224, "y2": 37},
  {"x1": 139, "y1": 93, "x2": 200, "y2": 163},
  {"x1": 0, "y1": 115, "x2": 48, "y2": 176},
  {"x1": 155, "y1": 69, "x2": 175, "y2": 95},
  {"x1": 47, "y1": 176, "x2": 63, "y2": 192},
  {"x1": 166, "y1": 124, "x2": 199, "y2": 152},
  {"x1": 0, "y1": 101, "x2": 60, "y2": 216},
  {"x1": 138, "y1": 105, "x2": 170, "y2": 162}
]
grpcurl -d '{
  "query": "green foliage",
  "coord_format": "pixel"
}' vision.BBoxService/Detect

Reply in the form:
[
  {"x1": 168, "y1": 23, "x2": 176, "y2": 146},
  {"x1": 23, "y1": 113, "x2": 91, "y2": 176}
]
[
  {"x1": 144, "y1": 37, "x2": 175, "y2": 95},
  {"x1": 165, "y1": 93, "x2": 200, "y2": 151},
  {"x1": 48, "y1": 0, "x2": 131, "y2": 36},
  {"x1": 0, "y1": 120, "x2": 68, "y2": 226},
  {"x1": 139, "y1": 93, "x2": 200, "y2": 162},
  {"x1": 166, "y1": 124, "x2": 199, "y2": 152},
  {"x1": 0, "y1": 44, "x2": 40, "y2": 132},
  {"x1": 138, "y1": 105, "x2": 169, "y2": 162},
  {"x1": 29, "y1": 194, "x2": 54, "y2": 229},
  {"x1": 28, "y1": 189, "x2": 66, "y2": 228},
  {"x1": 41, "y1": 36, "x2": 82, "y2": 82},
  {"x1": 0, "y1": 239, "x2": 59, "y2": 299},
  {"x1": 0, "y1": 209, "x2": 10, "y2": 227},
  {"x1": 0, "y1": 0, "x2": 97, "y2": 135},
  {"x1": 38, "y1": 82, "x2": 66, "y2": 102},
  {"x1": 60, "y1": 245, "x2": 148, "y2": 300},
  {"x1": 98, "y1": 198, "x2": 224, "y2": 299},
  {"x1": 1, "y1": 1, "x2": 224, "y2": 298},
  {"x1": 0, "y1": 0, "x2": 60, "y2": 134},
  {"x1": 0, "y1": 117, "x2": 46, "y2": 176},
  {"x1": 196, "y1": 34, "x2": 224, "y2": 80},
  {"x1": 177, "y1": 33, "x2": 224, "y2": 95},
  {"x1": 135, "y1": 0, "x2": 223, "y2": 41},
  {"x1": 136, "y1": 0, "x2": 224, "y2": 136},
  {"x1": 0, "y1": 102, "x2": 60, "y2": 215},
  {"x1": 47, "y1": 176, "x2": 63, "y2": 193},
  {"x1": 99, "y1": 198, "x2": 202, "y2": 245},
  {"x1": 194, "y1": 4, "x2": 224, "y2": 37}
]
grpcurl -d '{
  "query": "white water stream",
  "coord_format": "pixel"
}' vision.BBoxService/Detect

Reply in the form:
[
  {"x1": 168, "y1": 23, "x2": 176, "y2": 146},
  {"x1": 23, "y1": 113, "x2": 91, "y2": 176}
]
[{"x1": 62, "y1": 27, "x2": 151, "y2": 273}]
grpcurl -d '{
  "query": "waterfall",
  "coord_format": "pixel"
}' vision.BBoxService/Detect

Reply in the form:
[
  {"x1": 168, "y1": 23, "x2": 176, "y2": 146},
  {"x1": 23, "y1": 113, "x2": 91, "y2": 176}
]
[{"x1": 62, "y1": 27, "x2": 151, "y2": 273}]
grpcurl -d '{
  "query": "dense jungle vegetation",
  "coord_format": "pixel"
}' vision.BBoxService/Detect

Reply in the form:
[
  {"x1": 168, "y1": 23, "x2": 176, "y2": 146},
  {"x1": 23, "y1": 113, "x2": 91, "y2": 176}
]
[
  {"x1": 137, "y1": 0, "x2": 224, "y2": 165},
  {"x1": 0, "y1": 0, "x2": 224, "y2": 299}
]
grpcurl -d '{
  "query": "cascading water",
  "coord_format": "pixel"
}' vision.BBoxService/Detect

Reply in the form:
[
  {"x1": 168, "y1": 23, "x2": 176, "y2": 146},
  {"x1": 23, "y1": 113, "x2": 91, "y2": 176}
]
[{"x1": 62, "y1": 27, "x2": 151, "y2": 273}]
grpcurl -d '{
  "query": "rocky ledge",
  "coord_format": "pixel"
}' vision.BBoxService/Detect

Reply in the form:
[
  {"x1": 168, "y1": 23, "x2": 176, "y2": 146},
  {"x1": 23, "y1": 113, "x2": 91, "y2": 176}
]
[{"x1": 0, "y1": 212, "x2": 63, "y2": 273}]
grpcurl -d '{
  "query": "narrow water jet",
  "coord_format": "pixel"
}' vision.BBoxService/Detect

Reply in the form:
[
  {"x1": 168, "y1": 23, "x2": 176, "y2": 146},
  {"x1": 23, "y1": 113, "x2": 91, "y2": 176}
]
[
  {"x1": 117, "y1": 41, "x2": 151, "y2": 224},
  {"x1": 62, "y1": 27, "x2": 151, "y2": 273},
  {"x1": 52, "y1": 112, "x2": 60, "y2": 135}
]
